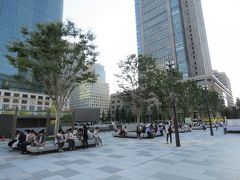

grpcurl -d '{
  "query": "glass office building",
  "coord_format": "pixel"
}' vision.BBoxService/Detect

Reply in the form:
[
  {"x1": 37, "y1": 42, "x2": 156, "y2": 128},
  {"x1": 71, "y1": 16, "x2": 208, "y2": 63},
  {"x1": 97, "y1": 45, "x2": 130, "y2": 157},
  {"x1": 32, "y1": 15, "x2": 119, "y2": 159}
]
[
  {"x1": 135, "y1": 0, "x2": 212, "y2": 79},
  {"x1": 0, "y1": 0, "x2": 63, "y2": 92}
]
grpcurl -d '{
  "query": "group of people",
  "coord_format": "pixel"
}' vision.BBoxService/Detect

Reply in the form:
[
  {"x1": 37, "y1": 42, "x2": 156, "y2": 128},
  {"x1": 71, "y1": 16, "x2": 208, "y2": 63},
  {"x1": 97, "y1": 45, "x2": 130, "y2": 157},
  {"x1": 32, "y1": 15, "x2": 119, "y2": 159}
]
[
  {"x1": 116, "y1": 125, "x2": 128, "y2": 137},
  {"x1": 8, "y1": 129, "x2": 46, "y2": 154},
  {"x1": 141, "y1": 122, "x2": 173, "y2": 143},
  {"x1": 55, "y1": 125, "x2": 102, "y2": 152},
  {"x1": 136, "y1": 123, "x2": 164, "y2": 139}
]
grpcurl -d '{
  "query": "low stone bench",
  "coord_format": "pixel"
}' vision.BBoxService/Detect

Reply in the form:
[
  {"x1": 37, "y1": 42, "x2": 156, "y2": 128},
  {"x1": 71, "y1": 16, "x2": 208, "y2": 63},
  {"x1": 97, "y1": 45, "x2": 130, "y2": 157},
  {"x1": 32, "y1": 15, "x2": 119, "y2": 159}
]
[
  {"x1": 26, "y1": 139, "x2": 96, "y2": 154},
  {"x1": 112, "y1": 132, "x2": 163, "y2": 139},
  {"x1": 172, "y1": 128, "x2": 192, "y2": 133},
  {"x1": 192, "y1": 126, "x2": 203, "y2": 130}
]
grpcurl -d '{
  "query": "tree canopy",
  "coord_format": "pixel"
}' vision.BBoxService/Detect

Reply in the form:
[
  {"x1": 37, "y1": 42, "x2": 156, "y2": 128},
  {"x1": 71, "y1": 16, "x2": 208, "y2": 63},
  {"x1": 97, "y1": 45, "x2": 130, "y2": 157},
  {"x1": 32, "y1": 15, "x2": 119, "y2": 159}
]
[{"x1": 6, "y1": 21, "x2": 97, "y2": 134}]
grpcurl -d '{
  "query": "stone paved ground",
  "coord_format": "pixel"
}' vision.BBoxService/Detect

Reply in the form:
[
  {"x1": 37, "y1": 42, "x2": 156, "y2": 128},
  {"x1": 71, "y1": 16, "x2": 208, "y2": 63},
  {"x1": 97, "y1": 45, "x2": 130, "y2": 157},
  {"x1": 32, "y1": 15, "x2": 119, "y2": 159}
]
[{"x1": 0, "y1": 128, "x2": 240, "y2": 180}]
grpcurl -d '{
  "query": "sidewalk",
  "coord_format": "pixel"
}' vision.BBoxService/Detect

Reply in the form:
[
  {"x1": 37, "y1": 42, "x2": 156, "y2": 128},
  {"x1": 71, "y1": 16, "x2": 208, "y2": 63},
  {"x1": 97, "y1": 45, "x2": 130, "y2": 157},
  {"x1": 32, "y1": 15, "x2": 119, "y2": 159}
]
[{"x1": 0, "y1": 128, "x2": 240, "y2": 180}]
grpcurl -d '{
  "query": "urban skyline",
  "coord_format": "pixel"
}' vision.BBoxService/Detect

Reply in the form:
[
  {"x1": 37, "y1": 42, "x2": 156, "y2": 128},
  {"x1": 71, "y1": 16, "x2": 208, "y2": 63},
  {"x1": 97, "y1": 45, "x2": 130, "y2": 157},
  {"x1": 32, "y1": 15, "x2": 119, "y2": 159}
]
[{"x1": 64, "y1": 0, "x2": 240, "y2": 101}]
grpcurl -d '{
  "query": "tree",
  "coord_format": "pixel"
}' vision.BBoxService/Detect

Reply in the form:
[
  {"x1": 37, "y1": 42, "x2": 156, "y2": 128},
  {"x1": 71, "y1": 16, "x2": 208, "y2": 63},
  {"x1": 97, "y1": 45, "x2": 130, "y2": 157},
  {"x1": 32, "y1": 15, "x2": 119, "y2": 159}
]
[
  {"x1": 140, "y1": 103, "x2": 147, "y2": 123},
  {"x1": 115, "y1": 106, "x2": 120, "y2": 122},
  {"x1": 236, "y1": 98, "x2": 240, "y2": 118},
  {"x1": 101, "y1": 110, "x2": 105, "y2": 122},
  {"x1": 152, "y1": 104, "x2": 158, "y2": 121},
  {"x1": 115, "y1": 54, "x2": 156, "y2": 123},
  {"x1": 6, "y1": 21, "x2": 97, "y2": 134},
  {"x1": 208, "y1": 91, "x2": 222, "y2": 118},
  {"x1": 120, "y1": 107, "x2": 126, "y2": 123},
  {"x1": 126, "y1": 110, "x2": 133, "y2": 123},
  {"x1": 106, "y1": 109, "x2": 111, "y2": 122},
  {"x1": 149, "y1": 68, "x2": 182, "y2": 120}
]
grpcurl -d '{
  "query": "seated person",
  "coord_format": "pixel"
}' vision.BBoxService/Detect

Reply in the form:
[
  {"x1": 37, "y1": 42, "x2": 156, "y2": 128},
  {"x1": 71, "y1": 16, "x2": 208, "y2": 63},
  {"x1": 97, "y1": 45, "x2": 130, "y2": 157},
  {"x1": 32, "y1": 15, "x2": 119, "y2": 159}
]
[
  {"x1": 73, "y1": 128, "x2": 79, "y2": 138},
  {"x1": 20, "y1": 130, "x2": 36, "y2": 154},
  {"x1": 8, "y1": 130, "x2": 20, "y2": 149},
  {"x1": 55, "y1": 129, "x2": 65, "y2": 152},
  {"x1": 65, "y1": 129, "x2": 75, "y2": 150},
  {"x1": 146, "y1": 127, "x2": 152, "y2": 138},
  {"x1": 34, "y1": 130, "x2": 46, "y2": 149},
  {"x1": 120, "y1": 126, "x2": 127, "y2": 137}
]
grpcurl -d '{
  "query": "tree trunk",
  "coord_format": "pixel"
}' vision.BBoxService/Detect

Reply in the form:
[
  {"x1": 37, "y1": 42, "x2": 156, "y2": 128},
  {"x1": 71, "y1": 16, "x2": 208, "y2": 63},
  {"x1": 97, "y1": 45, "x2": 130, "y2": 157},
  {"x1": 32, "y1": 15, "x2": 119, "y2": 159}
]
[
  {"x1": 136, "y1": 113, "x2": 140, "y2": 124},
  {"x1": 54, "y1": 108, "x2": 61, "y2": 135}
]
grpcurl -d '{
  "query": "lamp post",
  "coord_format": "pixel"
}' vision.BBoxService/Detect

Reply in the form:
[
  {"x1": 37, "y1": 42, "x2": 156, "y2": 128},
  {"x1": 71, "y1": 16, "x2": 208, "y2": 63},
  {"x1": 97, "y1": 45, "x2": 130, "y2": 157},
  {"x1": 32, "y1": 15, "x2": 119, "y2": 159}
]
[
  {"x1": 166, "y1": 60, "x2": 181, "y2": 147},
  {"x1": 202, "y1": 85, "x2": 214, "y2": 136}
]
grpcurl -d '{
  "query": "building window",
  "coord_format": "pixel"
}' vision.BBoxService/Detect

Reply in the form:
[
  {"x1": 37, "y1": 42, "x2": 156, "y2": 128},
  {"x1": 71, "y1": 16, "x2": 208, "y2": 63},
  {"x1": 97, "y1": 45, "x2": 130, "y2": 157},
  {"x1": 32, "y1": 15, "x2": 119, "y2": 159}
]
[
  {"x1": 13, "y1": 99, "x2": 19, "y2": 103},
  {"x1": 14, "y1": 93, "x2": 20, "y2": 97},
  {"x1": 3, "y1": 98, "x2": 10, "y2": 103},
  {"x1": 22, "y1": 100, "x2": 27, "y2": 104},
  {"x1": 37, "y1": 101, "x2": 43, "y2": 105},
  {"x1": 4, "y1": 92, "x2": 11, "y2": 96},
  {"x1": 38, "y1": 96, "x2": 43, "y2": 99},
  {"x1": 29, "y1": 106, "x2": 35, "y2": 111},
  {"x1": 2, "y1": 104, "x2": 9, "y2": 109},
  {"x1": 22, "y1": 94, "x2": 28, "y2": 98},
  {"x1": 30, "y1": 95, "x2": 36, "y2": 99},
  {"x1": 45, "y1": 102, "x2": 49, "y2": 106},
  {"x1": 37, "y1": 107, "x2": 42, "y2": 111},
  {"x1": 21, "y1": 106, "x2": 27, "y2": 110},
  {"x1": 117, "y1": 100, "x2": 120, "y2": 103},
  {"x1": 45, "y1": 97, "x2": 50, "y2": 100},
  {"x1": 111, "y1": 101, "x2": 115, "y2": 104}
]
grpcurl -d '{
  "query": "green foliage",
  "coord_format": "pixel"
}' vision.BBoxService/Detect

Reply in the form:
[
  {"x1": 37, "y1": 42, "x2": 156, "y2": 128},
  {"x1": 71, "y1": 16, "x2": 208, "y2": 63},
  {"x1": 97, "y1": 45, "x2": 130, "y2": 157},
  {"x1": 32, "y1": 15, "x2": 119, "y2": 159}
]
[
  {"x1": 101, "y1": 110, "x2": 105, "y2": 122},
  {"x1": 6, "y1": 21, "x2": 97, "y2": 134},
  {"x1": 126, "y1": 110, "x2": 134, "y2": 123},
  {"x1": 140, "y1": 103, "x2": 147, "y2": 123},
  {"x1": 115, "y1": 54, "x2": 156, "y2": 123},
  {"x1": 106, "y1": 109, "x2": 111, "y2": 122},
  {"x1": 61, "y1": 113, "x2": 72, "y2": 124},
  {"x1": 152, "y1": 104, "x2": 158, "y2": 121},
  {"x1": 115, "y1": 107, "x2": 120, "y2": 122},
  {"x1": 120, "y1": 107, "x2": 126, "y2": 123}
]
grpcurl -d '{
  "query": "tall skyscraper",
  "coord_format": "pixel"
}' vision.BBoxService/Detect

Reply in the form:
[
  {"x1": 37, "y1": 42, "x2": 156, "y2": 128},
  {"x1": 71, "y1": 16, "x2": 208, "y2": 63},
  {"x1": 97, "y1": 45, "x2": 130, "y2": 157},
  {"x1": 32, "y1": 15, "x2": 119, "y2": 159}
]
[
  {"x1": 0, "y1": 0, "x2": 63, "y2": 111},
  {"x1": 135, "y1": 0, "x2": 212, "y2": 79},
  {"x1": 0, "y1": 0, "x2": 63, "y2": 92}
]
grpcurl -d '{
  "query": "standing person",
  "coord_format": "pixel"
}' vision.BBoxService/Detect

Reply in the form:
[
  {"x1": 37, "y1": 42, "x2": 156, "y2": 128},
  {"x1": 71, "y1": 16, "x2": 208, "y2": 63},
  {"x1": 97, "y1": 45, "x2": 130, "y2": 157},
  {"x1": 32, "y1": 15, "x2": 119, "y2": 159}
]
[
  {"x1": 202, "y1": 123, "x2": 206, "y2": 132},
  {"x1": 93, "y1": 127, "x2": 102, "y2": 146},
  {"x1": 83, "y1": 125, "x2": 89, "y2": 149},
  {"x1": 165, "y1": 122, "x2": 172, "y2": 144},
  {"x1": 215, "y1": 123, "x2": 218, "y2": 131},
  {"x1": 136, "y1": 125, "x2": 141, "y2": 139}
]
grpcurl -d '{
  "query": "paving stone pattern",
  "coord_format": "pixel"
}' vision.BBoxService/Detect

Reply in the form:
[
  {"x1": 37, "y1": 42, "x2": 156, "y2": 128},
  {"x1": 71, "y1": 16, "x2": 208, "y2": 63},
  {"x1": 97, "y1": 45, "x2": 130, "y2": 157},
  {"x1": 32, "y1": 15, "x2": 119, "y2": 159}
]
[{"x1": 0, "y1": 128, "x2": 240, "y2": 180}]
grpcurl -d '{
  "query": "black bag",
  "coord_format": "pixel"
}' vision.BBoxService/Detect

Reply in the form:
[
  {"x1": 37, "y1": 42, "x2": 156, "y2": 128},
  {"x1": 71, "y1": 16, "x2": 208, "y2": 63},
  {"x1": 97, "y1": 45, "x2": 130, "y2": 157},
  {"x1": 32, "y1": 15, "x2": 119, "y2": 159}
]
[{"x1": 168, "y1": 126, "x2": 172, "y2": 133}]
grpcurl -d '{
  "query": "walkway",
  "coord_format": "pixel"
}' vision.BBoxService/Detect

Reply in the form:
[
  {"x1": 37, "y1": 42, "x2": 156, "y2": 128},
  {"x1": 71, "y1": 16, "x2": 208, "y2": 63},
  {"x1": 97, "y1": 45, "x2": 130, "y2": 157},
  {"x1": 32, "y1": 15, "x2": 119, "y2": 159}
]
[{"x1": 0, "y1": 128, "x2": 239, "y2": 180}]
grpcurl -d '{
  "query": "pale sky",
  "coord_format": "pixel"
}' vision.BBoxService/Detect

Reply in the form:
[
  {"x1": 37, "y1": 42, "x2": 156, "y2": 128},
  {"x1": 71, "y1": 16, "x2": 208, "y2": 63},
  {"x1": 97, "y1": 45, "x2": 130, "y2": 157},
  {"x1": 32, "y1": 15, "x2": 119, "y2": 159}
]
[{"x1": 63, "y1": 0, "x2": 240, "y2": 101}]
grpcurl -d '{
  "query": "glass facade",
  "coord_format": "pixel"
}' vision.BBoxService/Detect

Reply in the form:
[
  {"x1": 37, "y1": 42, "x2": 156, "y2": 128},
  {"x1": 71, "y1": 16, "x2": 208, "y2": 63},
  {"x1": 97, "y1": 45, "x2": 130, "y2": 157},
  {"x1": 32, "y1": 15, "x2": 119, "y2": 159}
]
[
  {"x1": 135, "y1": 0, "x2": 189, "y2": 78},
  {"x1": 170, "y1": 0, "x2": 189, "y2": 79},
  {"x1": 0, "y1": 0, "x2": 63, "y2": 92}
]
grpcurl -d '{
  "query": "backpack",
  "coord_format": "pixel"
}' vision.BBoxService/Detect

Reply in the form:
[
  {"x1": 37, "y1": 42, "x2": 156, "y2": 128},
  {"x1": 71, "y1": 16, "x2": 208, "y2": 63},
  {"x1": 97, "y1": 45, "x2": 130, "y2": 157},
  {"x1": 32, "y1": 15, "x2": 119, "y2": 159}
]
[{"x1": 168, "y1": 126, "x2": 172, "y2": 133}]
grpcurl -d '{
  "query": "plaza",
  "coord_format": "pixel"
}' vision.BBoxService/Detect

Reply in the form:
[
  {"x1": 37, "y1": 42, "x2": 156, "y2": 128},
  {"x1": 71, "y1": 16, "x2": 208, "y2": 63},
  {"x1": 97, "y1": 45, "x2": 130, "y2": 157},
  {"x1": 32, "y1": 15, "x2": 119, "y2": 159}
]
[{"x1": 0, "y1": 128, "x2": 240, "y2": 180}]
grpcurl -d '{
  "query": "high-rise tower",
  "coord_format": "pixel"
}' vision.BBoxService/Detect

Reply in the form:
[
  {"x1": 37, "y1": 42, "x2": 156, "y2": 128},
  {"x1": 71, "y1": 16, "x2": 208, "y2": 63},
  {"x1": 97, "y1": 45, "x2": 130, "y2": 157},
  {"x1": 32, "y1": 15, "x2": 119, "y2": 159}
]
[
  {"x1": 0, "y1": 0, "x2": 63, "y2": 92},
  {"x1": 0, "y1": 0, "x2": 63, "y2": 111},
  {"x1": 135, "y1": 0, "x2": 212, "y2": 79}
]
